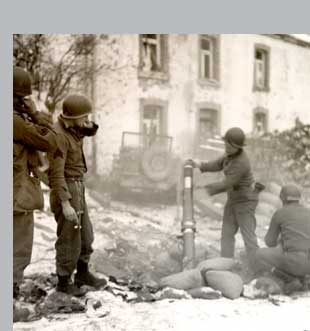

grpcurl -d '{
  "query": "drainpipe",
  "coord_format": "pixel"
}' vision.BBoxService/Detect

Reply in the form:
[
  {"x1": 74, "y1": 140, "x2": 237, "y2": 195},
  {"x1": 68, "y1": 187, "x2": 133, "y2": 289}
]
[{"x1": 181, "y1": 160, "x2": 196, "y2": 270}]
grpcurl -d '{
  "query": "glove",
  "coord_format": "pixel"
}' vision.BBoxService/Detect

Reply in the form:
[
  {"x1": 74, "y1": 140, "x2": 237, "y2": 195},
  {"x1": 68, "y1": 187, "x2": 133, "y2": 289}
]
[
  {"x1": 23, "y1": 97, "x2": 37, "y2": 114},
  {"x1": 183, "y1": 158, "x2": 202, "y2": 169},
  {"x1": 30, "y1": 111, "x2": 53, "y2": 129},
  {"x1": 76, "y1": 121, "x2": 99, "y2": 137},
  {"x1": 61, "y1": 200, "x2": 80, "y2": 229}
]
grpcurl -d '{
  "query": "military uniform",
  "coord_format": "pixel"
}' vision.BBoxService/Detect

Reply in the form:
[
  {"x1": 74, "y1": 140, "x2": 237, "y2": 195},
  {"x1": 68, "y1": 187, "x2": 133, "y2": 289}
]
[
  {"x1": 13, "y1": 111, "x2": 58, "y2": 291},
  {"x1": 48, "y1": 117, "x2": 96, "y2": 277},
  {"x1": 200, "y1": 149, "x2": 259, "y2": 267},
  {"x1": 256, "y1": 202, "x2": 310, "y2": 277}
]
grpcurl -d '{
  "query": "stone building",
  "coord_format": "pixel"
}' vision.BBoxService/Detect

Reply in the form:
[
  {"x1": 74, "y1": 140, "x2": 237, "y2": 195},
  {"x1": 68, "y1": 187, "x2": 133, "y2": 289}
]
[{"x1": 77, "y1": 34, "x2": 310, "y2": 176}]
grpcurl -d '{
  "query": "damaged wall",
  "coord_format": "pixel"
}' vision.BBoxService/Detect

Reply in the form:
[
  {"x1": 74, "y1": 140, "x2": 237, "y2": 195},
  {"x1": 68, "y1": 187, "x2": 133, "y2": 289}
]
[{"x1": 86, "y1": 34, "x2": 310, "y2": 175}]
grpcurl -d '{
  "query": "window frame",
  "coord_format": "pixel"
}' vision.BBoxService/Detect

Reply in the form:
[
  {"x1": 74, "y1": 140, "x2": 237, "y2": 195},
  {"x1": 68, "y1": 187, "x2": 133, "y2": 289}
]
[
  {"x1": 139, "y1": 34, "x2": 169, "y2": 80},
  {"x1": 253, "y1": 44, "x2": 271, "y2": 92},
  {"x1": 253, "y1": 107, "x2": 269, "y2": 135},
  {"x1": 195, "y1": 102, "x2": 222, "y2": 151},
  {"x1": 198, "y1": 34, "x2": 220, "y2": 85},
  {"x1": 139, "y1": 98, "x2": 168, "y2": 140}
]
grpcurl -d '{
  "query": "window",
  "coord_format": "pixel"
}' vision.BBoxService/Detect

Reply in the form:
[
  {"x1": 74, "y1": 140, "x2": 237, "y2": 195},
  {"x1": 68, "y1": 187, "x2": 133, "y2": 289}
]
[
  {"x1": 195, "y1": 105, "x2": 221, "y2": 159},
  {"x1": 253, "y1": 107, "x2": 268, "y2": 136},
  {"x1": 199, "y1": 35, "x2": 220, "y2": 81},
  {"x1": 143, "y1": 105, "x2": 163, "y2": 136},
  {"x1": 140, "y1": 100, "x2": 168, "y2": 147},
  {"x1": 254, "y1": 46, "x2": 270, "y2": 91},
  {"x1": 198, "y1": 108, "x2": 219, "y2": 143},
  {"x1": 139, "y1": 34, "x2": 168, "y2": 74}
]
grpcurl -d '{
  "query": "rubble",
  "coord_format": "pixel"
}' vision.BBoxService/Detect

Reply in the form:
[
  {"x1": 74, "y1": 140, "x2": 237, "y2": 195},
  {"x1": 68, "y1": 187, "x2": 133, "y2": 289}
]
[{"x1": 13, "y1": 190, "x2": 310, "y2": 330}]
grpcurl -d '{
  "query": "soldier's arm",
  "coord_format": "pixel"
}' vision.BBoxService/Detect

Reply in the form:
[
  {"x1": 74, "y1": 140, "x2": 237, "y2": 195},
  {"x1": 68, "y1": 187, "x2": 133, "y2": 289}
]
[
  {"x1": 204, "y1": 158, "x2": 246, "y2": 195},
  {"x1": 200, "y1": 156, "x2": 225, "y2": 173},
  {"x1": 13, "y1": 112, "x2": 57, "y2": 152},
  {"x1": 265, "y1": 212, "x2": 281, "y2": 247},
  {"x1": 48, "y1": 135, "x2": 72, "y2": 201}
]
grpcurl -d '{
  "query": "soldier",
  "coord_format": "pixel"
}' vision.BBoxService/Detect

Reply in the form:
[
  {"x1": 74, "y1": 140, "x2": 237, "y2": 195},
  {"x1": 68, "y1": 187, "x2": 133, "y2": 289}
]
[
  {"x1": 13, "y1": 66, "x2": 59, "y2": 300},
  {"x1": 192, "y1": 127, "x2": 260, "y2": 273},
  {"x1": 256, "y1": 184, "x2": 310, "y2": 293},
  {"x1": 48, "y1": 94, "x2": 107, "y2": 297}
]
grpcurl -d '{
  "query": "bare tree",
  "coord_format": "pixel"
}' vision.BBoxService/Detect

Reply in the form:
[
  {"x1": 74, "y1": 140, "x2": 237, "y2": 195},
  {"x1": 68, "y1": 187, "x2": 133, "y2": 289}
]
[
  {"x1": 13, "y1": 34, "x2": 105, "y2": 113},
  {"x1": 13, "y1": 34, "x2": 48, "y2": 98}
]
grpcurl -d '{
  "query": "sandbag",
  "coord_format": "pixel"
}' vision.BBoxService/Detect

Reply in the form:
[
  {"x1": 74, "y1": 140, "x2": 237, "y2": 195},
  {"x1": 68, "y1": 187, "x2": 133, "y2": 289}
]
[
  {"x1": 203, "y1": 270, "x2": 244, "y2": 299},
  {"x1": 187, "y1": 287, "x2": 222, "y2": 300},
  {"x1": 159, "y1": 269, "x2": 205, "y2": 290},
  {"x1": 196, "y1": 257, "x2": 239, "y2": 272}
]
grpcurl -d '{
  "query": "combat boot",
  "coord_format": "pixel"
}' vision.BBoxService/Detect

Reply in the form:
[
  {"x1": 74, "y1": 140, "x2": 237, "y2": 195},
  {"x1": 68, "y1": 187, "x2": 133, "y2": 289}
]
[
  {"x1": 56, "y1": 275, "x2": 87, "y2": 297},
  {"x1": 74, "y1": 260, "x2": 107, "y2": 289},
  {"x1": 283, "y1": 277, "x2": 303, "y2": 294}
]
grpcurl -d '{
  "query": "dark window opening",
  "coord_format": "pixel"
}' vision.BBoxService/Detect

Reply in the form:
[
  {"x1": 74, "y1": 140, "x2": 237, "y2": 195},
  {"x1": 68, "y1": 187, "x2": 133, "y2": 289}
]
[
  {"x1": 254, "y1": 46, "x2": 270, "y2": 90},
  {"x1": 140, "y1": 34, "x2": 168, "y2": 73}
]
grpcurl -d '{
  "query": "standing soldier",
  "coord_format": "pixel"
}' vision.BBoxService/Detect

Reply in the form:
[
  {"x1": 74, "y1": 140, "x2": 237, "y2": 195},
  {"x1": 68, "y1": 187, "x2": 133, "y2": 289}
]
[
  {"x1": 48, "y1": 94, "x2": 107, "y2": 297},
  {"x1": 13, "y1": 66, "x2": 58, "y2": 300},
  {"x1": 192, "y1": 127, "x2": 260, "y2": 274}
]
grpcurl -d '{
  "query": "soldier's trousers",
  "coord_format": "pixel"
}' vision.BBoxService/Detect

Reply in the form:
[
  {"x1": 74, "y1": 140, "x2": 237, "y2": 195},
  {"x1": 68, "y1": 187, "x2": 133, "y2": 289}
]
[
  {"x1": 256, "y1": 246, "x2": 310, "y2": 277},
  {"x1": 221, "y1": 200, "x2": 259, "y2": 270},
  {"x1": 13, "y1": 212, "x2": 34, "y2": 285},
  {"x1": 50, "y1": 180, "x2": 94, "y2": 277}
]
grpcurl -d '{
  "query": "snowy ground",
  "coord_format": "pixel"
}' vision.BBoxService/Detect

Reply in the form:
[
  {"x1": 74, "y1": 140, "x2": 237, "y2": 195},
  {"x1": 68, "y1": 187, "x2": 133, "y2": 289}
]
[{"x1": 14, "y1": 189, "x2": 310, "y2": 331}]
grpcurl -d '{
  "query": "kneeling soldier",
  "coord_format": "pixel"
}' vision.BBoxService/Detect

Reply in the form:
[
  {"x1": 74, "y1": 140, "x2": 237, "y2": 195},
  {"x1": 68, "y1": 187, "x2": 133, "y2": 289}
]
[{"x1": 256, "y1": 184, "x2": 310, "y2": 293}]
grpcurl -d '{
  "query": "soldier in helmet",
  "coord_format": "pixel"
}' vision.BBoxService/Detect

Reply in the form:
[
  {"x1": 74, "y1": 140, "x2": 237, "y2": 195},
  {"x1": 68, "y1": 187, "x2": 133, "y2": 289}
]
[
  {"x1": 13, "y1": 67, "x2": 59, "y2": 302},
  {"x1": 48, "y1": 94, "x2": 107, "y2": 296},
  {"x1": 192, "y1": 127, "x2": 260, "y2": 274},
  {"x1": 256, "y1": 184, "x2": 310, "y2": 293}
]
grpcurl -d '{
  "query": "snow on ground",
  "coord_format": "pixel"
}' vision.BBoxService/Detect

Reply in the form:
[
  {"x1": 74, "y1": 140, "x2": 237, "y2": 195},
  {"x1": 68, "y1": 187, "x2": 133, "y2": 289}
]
[{"x1": 14, "y1": 190, "x2": 310, "y2": 331}]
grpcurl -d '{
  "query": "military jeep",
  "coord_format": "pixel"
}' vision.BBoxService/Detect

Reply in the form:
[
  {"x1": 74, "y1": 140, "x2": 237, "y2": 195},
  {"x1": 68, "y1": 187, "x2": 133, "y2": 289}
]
[{"x1": 110, "y1": 131, "x2": 180, "y2": 203}]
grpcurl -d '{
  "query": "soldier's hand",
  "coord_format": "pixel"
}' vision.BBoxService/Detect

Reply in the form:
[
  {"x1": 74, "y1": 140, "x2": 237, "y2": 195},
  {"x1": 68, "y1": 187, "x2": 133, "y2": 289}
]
[
  {"x1": 31, "y1": 111, "x2": 53, "y2": 129},
  {"x1": 23, "y1": 97, "x2": 37, "y2": 114},
  {"x1": 191, "y1": 159, "x2": 202, "y2": 169},
  {"x1": 61, "y1": 201, "x2": 79, "y2": 226},
  {"x1": 82, "y1": 120, "x2": 94, "y2": 129},
  {"x1": 183, "y1": 158, "x2": 202, "y2": 168}
]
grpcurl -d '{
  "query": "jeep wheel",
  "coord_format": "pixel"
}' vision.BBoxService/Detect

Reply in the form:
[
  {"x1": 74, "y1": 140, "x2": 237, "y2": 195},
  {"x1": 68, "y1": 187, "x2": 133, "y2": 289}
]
[{"x1": 141, "y1": 146, "x2": 174, "y2": 182}]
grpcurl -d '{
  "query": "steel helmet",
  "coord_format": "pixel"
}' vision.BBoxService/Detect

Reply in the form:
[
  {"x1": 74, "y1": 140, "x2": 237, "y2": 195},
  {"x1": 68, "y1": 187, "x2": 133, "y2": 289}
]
[
  {"x1": 223, "y1": 127, "x2": 246, "y2": 149},
  {"x1": 280, "y1": 184, "x2": 301, "y2": 201},
  {"x1": 62, "y1": 94, "x2": 92, "y2": 119},
  {"x1": 13, "y1": 66, "x2": 32, "y2": 97}
]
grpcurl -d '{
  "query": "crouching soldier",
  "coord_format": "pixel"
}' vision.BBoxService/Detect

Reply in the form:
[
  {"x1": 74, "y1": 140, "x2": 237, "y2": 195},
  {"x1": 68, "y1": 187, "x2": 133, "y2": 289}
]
[
  {"x1": 256, "y1": 184, "x2": 310, "y2": 293},
  {"x1": 191, "y1": 127, "x2": 260, "y2": 274},
  {"x1": 48, "y1": 94, "x2": 107, "y2": 296},
  {"x1": 13, "y1": 66, "x2": 59, "y2": 300}
]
